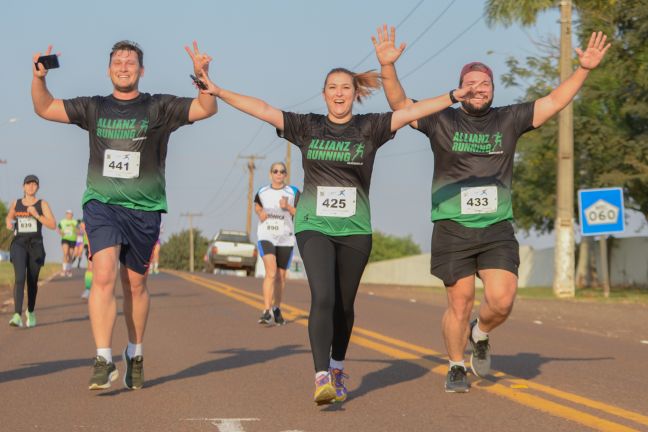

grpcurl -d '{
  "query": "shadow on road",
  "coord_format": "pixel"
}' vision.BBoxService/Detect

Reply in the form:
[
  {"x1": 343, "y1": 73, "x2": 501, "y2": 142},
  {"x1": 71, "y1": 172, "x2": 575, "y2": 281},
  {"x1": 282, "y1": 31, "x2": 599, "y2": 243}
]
[
  {"x1": 0, "y1": 357, "x2": 103, "y2": 384},
  {"x1": 98, "y1": 344, "x2": 309, "y2": 397},
  {"x1": 321, "y1": 356, "x2": 438, "y2": 411},
  {"x1": 485, "y1": 352, "x2": 615, "y2": 381}
]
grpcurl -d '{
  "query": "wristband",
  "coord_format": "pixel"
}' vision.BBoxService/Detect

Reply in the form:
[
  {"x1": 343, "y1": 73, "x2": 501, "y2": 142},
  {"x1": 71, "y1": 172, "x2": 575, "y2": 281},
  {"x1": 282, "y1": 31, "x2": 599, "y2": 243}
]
[{"x1": 449, "y1": 90, "x2": 458, "y2": 104}]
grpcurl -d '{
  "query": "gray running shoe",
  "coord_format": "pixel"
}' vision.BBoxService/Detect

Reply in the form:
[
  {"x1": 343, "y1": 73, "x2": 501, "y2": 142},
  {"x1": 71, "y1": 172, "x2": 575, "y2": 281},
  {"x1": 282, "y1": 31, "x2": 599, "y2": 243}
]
[
  {"x1": 273, "y1": 307, "x2": 285, "y2": 325},
  {"x1": 444, "y1": 365, "x2": 470, "y2": 393},
  {"x1": 122, "y1": 349, "x2": 144, "y2": 390},
  {"x1": 258, "y1": 310, "x2": 272, "y2": 324},
  {"x1": 88, "y1": 356, "x2": 118, "y2": 390},
  {"x1": 469, "y1": 319, "x2": 491, "y2": 377}
]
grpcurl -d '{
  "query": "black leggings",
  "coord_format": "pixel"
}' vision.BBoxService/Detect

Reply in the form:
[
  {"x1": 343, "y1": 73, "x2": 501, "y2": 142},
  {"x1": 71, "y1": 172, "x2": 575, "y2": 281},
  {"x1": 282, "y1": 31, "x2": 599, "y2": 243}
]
[
  {"x1": 296, "y1": 231, "x2": 372, "y2": 372},
  {"x1": 10, "y1": 238, "x2": 45, "y2": 314}
]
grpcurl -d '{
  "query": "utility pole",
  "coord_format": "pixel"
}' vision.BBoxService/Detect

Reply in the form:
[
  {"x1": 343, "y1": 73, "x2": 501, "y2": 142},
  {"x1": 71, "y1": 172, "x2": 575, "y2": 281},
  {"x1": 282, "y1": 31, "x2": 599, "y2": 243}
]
[
  {"x1": 553, "y1": 0, "x2": 576, "y2": 298},
  {"x1": 238, "y1": 155, "x2": 265, "y2": 236},
  {"x1": 285, "y1": 141, "x2": 292, "y2": 184},
  {"x1": 180, "y1": 212, "x2": 202, "y2": 272}
]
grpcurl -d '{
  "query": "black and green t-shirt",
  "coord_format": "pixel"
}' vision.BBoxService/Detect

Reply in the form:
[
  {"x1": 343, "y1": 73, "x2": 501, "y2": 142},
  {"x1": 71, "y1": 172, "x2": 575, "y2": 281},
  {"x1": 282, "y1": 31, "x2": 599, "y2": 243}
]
[
  {"x1": 64, "y1": 93, "x2": 193, "y2": 212},
  {"x1": 279, "y1": 112, "x2": 393, "y2": 236},
  {"x1": 417, "y1": 102, "x2": 535, "y2": 228}
]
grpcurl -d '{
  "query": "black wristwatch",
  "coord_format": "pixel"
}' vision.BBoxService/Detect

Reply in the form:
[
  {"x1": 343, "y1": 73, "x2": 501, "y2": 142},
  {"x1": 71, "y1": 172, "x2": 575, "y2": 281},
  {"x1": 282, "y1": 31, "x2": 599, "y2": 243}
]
[{"x1": 449, "y1": 90, "x2": 458, "y2": 104}]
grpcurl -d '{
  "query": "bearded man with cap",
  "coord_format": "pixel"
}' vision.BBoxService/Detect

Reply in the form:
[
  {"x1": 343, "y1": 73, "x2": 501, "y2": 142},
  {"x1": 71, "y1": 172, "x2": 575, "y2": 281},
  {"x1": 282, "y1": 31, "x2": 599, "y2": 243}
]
[{"x1": 372, "y1": 25, "x2": 610, "y2": 392}]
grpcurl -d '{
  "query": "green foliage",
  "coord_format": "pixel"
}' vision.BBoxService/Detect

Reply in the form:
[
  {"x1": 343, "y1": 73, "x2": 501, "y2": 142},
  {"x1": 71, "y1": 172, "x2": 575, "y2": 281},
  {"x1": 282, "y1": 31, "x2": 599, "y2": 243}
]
[
  {"x1": 159, "y1": 229, "x2": 209, "y2": 271},
  {"x1": 369, "y1": 231, "x2": 421, "y2": 262},
  {"x1": 487, "y1": 0, "x2": 648, "y2": 233},
  {"x1": 0, "y1": 200, "x2": 12, "y2": 250}
]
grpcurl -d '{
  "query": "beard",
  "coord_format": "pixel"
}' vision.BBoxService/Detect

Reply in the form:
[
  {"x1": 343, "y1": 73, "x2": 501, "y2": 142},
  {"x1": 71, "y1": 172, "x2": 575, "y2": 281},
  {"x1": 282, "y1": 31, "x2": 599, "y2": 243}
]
[{"x1": 461, "y1": 98, "x2": 493, "y2": 116}]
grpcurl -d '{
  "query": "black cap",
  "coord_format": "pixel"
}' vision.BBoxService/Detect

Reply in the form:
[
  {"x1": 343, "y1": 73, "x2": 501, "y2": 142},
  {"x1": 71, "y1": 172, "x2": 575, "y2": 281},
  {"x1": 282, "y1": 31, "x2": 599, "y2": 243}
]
[{"x1": 23, "y1": 174, "x2": 39, "y2": 185}]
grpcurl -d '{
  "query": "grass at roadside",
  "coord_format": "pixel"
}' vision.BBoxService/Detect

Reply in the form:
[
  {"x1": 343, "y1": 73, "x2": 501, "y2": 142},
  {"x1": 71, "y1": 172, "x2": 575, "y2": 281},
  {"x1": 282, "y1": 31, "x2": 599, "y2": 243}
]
[
  {"x1": 491, "y1": 285, "x2": 648, "y2": 304},
  {"x1": 0, "y1": 262, "x2": 61, "y2": 290}
]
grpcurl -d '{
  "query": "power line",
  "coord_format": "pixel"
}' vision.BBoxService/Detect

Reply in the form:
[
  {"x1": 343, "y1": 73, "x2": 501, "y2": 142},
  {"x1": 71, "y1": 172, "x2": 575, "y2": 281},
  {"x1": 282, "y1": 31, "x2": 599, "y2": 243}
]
[
  {"x1": 351, "y1": 0, "x2": 427, "y2": 69},
  {"x1": 199, "y1": 123, "x2": 265, "y2": 213},
  {"x1": 404, "y1": 0, "x2": 457, "y2": 53},
  {"x1": 286, "y1": 0, "x2": 427, "y2": 111},
  {"x1": 402, "y1": 12, "x2": 486, "y2": 81}
]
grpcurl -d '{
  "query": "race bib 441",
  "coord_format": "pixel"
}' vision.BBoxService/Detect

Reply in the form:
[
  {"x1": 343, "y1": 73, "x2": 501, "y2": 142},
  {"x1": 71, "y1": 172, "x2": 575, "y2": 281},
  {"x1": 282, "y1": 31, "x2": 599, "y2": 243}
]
[{"x1": 103, "y1": 149, "x2": 140, "y2": 179}]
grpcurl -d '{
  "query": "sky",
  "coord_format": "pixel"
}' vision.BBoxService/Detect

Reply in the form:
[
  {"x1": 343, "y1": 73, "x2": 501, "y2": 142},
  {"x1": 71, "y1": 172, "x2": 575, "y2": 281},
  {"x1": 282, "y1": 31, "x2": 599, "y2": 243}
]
[{"x1": 1, "y1": 0, "x2": 646, "y2": 262}]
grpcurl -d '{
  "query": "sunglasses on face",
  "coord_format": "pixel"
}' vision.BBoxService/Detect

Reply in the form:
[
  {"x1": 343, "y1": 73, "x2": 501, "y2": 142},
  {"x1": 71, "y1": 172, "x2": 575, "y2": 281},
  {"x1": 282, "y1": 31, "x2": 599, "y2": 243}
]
[{"x1": 272, "y1": 170, "x2": 287, "y2": 174}]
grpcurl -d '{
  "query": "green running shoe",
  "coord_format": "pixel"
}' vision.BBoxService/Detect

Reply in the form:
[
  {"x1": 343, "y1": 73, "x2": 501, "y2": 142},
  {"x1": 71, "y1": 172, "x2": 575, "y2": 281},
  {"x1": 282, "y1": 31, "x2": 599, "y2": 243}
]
[
  {"x1": 8, "y1": 313, "x2": 23, "y2": 327},
  {"x1": 88, "y1": 356, "x2": 118, "y2": 390},
  {"x1": 25, "y1": 311, "x2": 36, "y2": 328},
  {"x1": 122, "y1": 349, "x2": 144, "y2": 390}
]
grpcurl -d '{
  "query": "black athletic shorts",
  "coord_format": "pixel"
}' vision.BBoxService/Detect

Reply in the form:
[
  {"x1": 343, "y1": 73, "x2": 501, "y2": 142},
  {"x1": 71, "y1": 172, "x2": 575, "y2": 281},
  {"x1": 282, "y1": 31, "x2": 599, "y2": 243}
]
[
  {"x1": 61, "y1": 239, "x2": 76, "y2": 248},
  {"x1": 83, "y1": 200, "x2": 161, "y2": 275},
  {"x1": 430, "y1": 219, "x2": 519, "y2": 287},
  {"x1": 258, "y1": 240, "x2": 294, "y2": 270}
]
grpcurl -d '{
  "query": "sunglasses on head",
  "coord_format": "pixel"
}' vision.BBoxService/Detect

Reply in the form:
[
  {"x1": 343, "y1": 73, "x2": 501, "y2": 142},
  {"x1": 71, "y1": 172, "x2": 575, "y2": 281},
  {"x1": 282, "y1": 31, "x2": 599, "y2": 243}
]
[{"x1": 272, "y1": 169, "x2": 286, "y2": 174}]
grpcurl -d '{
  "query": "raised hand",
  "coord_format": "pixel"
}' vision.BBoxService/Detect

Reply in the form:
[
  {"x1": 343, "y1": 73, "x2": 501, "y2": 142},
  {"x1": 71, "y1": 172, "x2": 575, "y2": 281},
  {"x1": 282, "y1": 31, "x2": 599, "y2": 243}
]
[
  {"x1": 32, "y1": 45, "x2": 57, "y2": 78},
  {"x1": 184, "y1": 40, "x2": 212, "y2": 79},
  {"x1": 453, "y1": 80, "x2": 488, "y2": 102},
  {"x1": 372, "y1": 24, "x2": 406, "y2": 66},
  {"x1": 576, "y1": 31, "x2": 611, "y2": 71}
]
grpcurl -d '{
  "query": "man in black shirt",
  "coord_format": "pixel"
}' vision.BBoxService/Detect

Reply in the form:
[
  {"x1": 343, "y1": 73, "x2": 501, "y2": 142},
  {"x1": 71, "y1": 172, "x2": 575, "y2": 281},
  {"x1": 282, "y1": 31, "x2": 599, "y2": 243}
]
[
  {"x1": 373, "y1": 25, "x2": 610, "y2": 392},
  {"x1": 31, "y1": 40, "x2": 218, "y2": 390}
]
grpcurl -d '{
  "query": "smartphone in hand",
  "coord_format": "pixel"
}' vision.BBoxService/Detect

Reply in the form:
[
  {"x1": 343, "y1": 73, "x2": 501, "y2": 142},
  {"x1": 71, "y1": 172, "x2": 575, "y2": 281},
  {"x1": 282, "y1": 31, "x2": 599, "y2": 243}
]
[
  {"x1": 190, "y1": 74, "x2": 208, "y2": 90},
  {"x1": 35, "y1": 54, "x2": 60, "y2": 70}
]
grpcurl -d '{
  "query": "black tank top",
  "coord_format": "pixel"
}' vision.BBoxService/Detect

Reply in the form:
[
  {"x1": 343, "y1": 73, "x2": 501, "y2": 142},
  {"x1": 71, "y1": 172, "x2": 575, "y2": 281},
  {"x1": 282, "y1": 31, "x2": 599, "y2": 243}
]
[{"x1": 13, "y1": 199, "x2": 43, "y2": 239}]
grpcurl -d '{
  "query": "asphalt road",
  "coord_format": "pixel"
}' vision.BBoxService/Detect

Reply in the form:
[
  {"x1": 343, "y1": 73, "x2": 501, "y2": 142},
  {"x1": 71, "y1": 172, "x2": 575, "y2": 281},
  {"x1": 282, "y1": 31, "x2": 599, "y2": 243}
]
[{"x1": 1, "y1": 270, "x2": 646, "y2": 432}]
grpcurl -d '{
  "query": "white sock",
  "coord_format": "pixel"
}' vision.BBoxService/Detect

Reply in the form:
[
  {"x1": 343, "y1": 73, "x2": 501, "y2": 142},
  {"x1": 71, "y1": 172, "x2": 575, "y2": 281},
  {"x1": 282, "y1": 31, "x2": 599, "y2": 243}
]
[
  {"x1": 330, "y1": 359, "x2": 344, "y2": 370},
  {"x1": 449, "y1": 360, "x2": 465, "y2": 370},
  {"x1": 97, "y1": 348, "x2": 112, "y2": 363},
  {"x1": 127, "y1": 342, "x2": 143, "y2": 358},
  {"x1": 472, "y1": 321, "x2": 489, "y2": 342},
  {"x1": 315, "y1": 371, "x2": 329, "y2": 380}
]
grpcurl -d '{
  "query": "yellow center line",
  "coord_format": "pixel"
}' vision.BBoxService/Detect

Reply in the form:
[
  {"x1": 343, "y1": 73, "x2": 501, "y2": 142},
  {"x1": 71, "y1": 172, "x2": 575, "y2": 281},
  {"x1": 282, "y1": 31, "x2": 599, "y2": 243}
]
[{"x1": 167, "y1": 271, "x2": 645, "y2": 431}]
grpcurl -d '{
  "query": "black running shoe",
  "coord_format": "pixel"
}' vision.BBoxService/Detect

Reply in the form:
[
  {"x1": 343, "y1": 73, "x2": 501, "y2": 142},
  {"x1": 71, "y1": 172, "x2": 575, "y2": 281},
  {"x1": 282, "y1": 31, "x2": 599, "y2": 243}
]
[
  {"x1": 88, "y1": 356, "x2": 118, "y2": 390},
  {"x1": 122, "y1": 349, "x2": 144, "y2": 390},
  {"x1": 258, "y1": 310, "x2": 272, "y2": 324},
  {"x1": 273, "y1": 307, "x2": 285, "y2": 325},
  {"x1": 469, "y1": 319, "x2": 491, "y2": 377},
  {"x1": 444, "y1": 365, "x2": 470, "y2": 393}
]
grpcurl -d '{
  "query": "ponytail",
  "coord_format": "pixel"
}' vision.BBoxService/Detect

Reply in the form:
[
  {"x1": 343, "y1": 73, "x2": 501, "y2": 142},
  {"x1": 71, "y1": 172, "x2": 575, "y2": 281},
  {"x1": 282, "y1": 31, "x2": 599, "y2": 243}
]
[{"x1": 324, "y1": 68, "x2": 382, "y2": 103}]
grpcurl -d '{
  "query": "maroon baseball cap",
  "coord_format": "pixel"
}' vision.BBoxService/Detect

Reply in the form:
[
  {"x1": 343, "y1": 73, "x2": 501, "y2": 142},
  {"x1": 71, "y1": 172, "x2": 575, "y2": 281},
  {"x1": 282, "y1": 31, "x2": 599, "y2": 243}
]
[{"x1": 459, "y1": 62, "x2": 493, "y2": 85}]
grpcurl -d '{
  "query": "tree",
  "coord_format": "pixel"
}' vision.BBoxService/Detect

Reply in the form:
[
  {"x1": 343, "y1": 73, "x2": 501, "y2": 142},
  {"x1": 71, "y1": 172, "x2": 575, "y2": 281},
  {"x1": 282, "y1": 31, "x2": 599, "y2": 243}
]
[
  {"x1": 159, "y1": 229, "x2": 209, "y2": 271},
  {"x1": 369, "y1": 231, "x2": 421, "y2": 262},
  {"x1": 0, "y1": 200, "x2": 12, "y2": 250},
  {"x1": 485, "y1": 1, "x2": 648, "y2": 227}
]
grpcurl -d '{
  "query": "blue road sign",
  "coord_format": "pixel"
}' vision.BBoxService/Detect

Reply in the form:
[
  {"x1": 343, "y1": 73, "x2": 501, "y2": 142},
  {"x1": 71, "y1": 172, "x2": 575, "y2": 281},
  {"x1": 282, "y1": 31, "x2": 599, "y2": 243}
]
[{"x1": 578, "y1": 187, "x2": 625, "y2": 236}]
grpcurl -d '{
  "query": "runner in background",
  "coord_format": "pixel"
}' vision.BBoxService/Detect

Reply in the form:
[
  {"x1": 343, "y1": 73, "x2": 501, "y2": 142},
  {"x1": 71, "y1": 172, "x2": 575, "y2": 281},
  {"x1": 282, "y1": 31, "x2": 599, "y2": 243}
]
[
  {"x1": 80, "y1": 220, "x2": 92, "y2": 300},
  {"x1": 5, "y1": 175, "x2": 56, "y2": 327},
  {"x1": 57, "y1": 210, "x2": 78, "y2": 277},
  {"x1": 254, "y1": 162, "x2": 299, "y2": 326}
]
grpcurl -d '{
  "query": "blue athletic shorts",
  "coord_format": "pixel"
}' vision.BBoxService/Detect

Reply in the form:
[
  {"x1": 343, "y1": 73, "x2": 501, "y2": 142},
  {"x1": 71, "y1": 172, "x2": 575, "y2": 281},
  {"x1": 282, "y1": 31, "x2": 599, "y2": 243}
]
[{"x1": 83, "y1": 200, "x2": 161, "y2": 275}]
